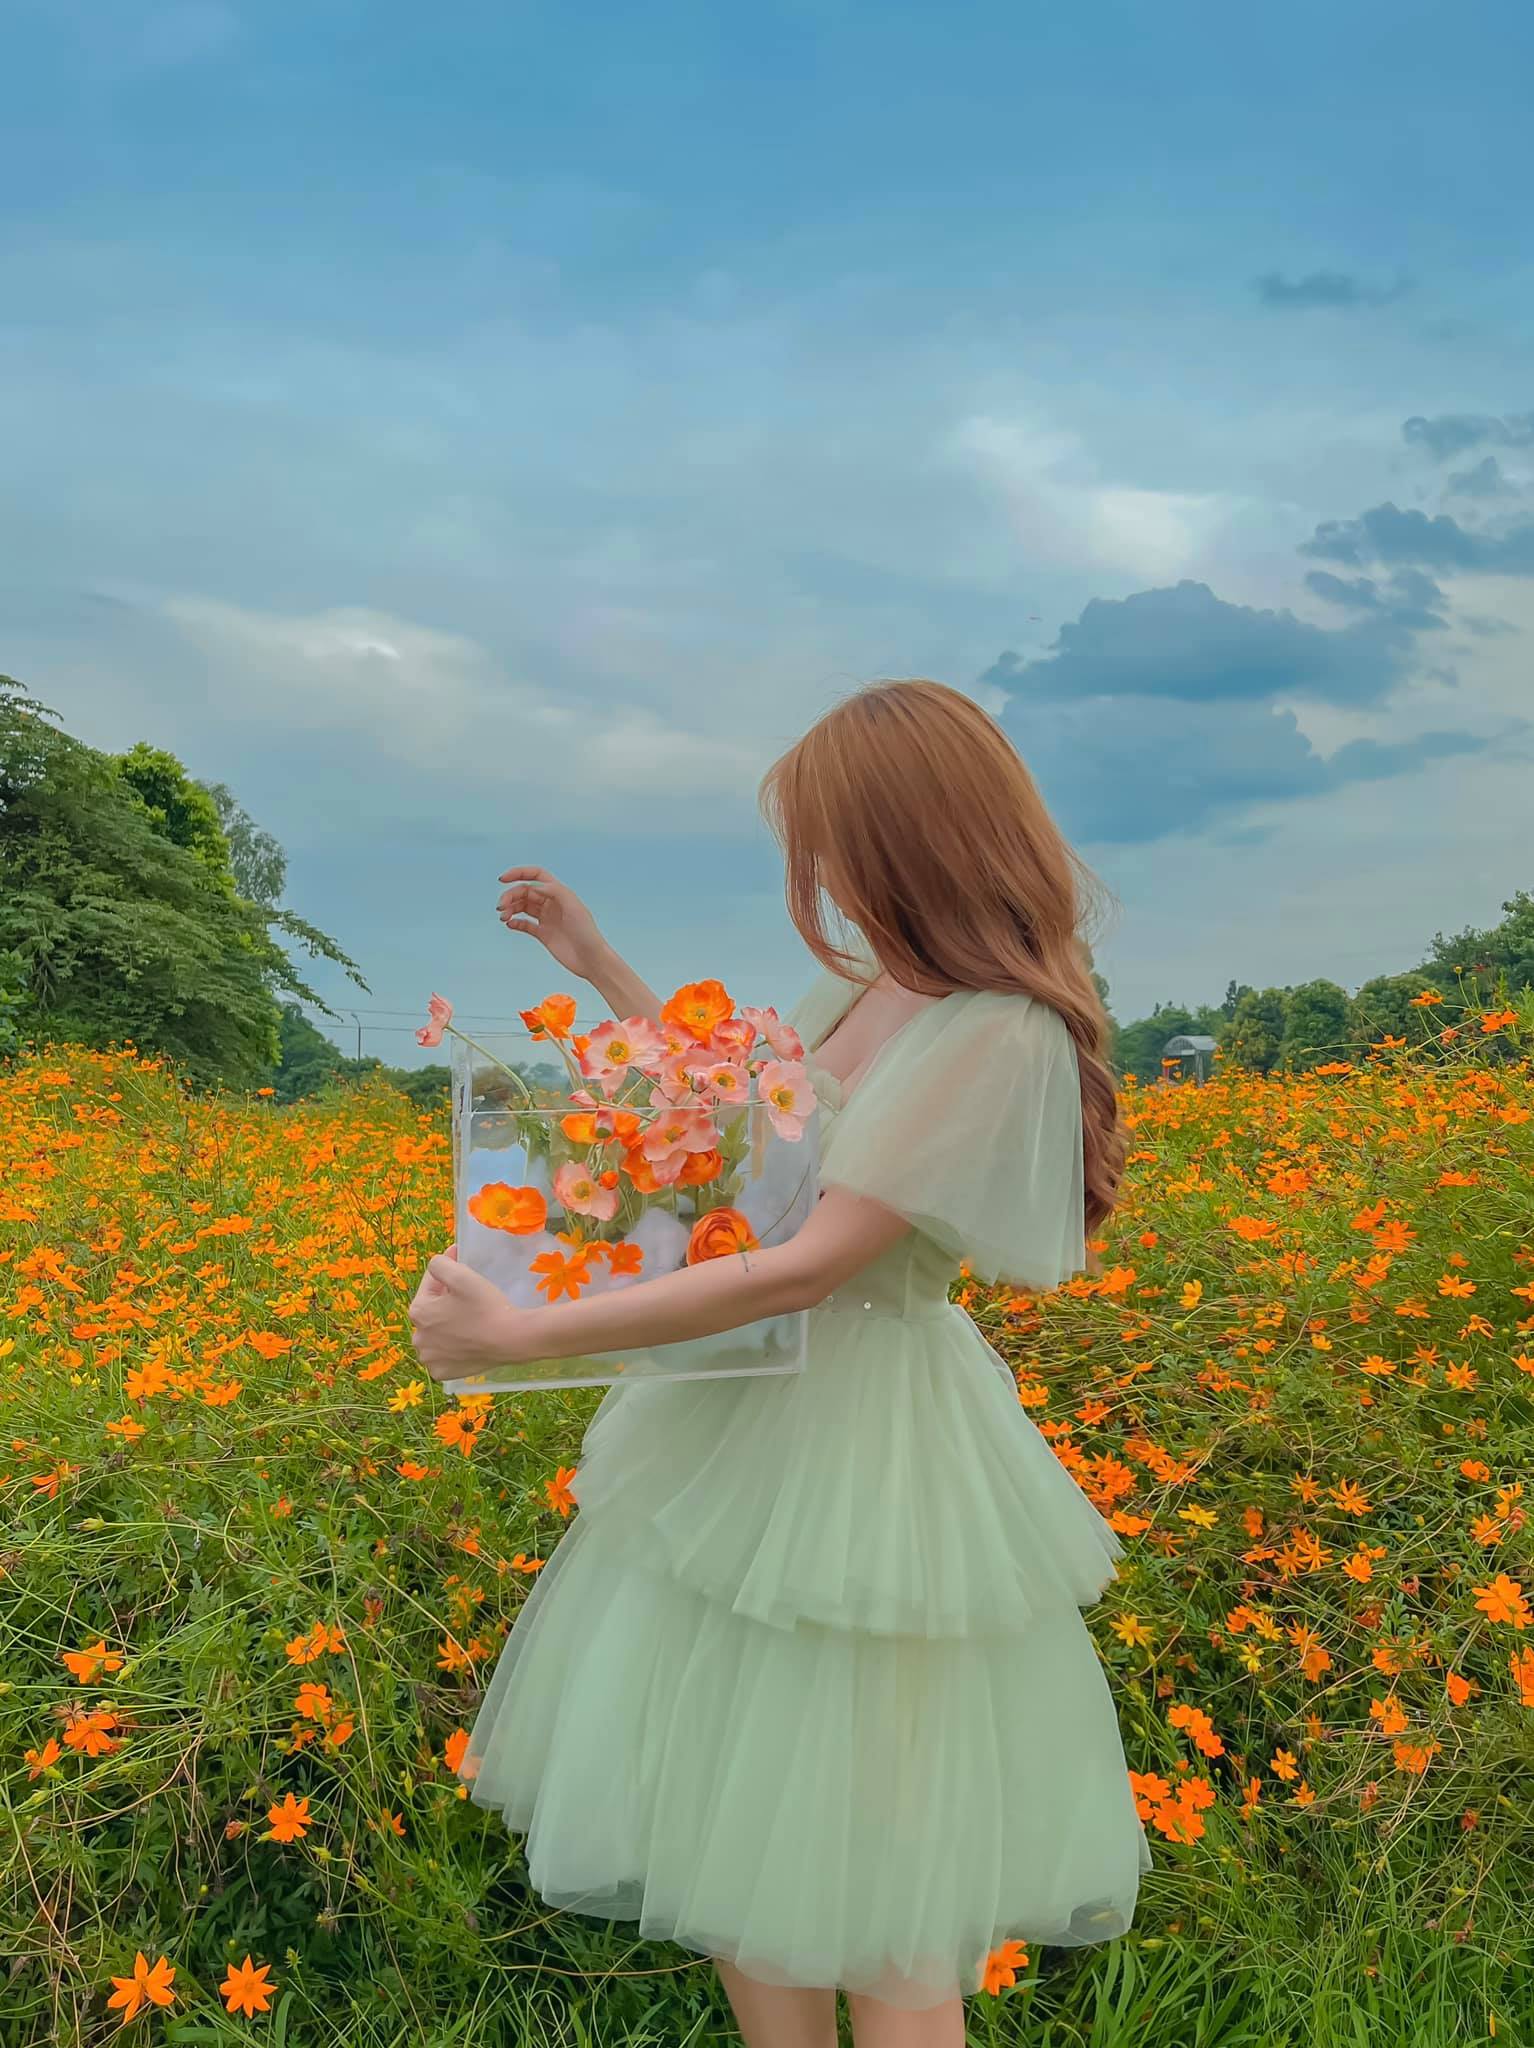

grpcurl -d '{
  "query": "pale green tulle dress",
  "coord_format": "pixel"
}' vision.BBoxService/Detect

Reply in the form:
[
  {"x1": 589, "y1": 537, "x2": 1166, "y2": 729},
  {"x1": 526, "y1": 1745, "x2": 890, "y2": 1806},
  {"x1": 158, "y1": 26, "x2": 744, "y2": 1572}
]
[{"x1": 457, "y1": 965, "x2": 1153, "y2": 2009}]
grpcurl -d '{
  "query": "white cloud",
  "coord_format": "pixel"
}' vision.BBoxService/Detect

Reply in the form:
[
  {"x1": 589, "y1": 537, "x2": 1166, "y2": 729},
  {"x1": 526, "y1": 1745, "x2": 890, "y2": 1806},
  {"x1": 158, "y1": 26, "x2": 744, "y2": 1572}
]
[
  {"x1": 944, "y1": 410, "x2": 1243, "y2": 585},
  {"x1": 158, "y1": 596, "x2": 765, "y2": 821}
]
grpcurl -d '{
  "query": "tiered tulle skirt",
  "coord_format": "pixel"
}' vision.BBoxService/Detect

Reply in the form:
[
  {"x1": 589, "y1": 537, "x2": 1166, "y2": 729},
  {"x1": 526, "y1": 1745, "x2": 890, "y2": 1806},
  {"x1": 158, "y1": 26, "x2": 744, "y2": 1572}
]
[{"x1": 458, "y1": 1304, "x2": 1152, "y2": 2010}]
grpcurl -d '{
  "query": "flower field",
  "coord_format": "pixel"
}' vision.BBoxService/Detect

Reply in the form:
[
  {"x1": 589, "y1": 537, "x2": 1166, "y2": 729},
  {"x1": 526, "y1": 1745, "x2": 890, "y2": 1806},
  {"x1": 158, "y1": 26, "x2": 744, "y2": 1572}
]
[{"x1": 2, "y1": 1031, "x2": 1532, "y2": 2047}]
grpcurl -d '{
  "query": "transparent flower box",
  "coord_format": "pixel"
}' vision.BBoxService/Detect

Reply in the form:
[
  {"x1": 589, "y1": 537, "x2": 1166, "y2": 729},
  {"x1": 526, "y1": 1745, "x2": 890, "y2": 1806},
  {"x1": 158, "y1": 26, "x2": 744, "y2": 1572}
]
[{"x1": 441, "y1": 1032, "x2": 818, "y2": 1395}]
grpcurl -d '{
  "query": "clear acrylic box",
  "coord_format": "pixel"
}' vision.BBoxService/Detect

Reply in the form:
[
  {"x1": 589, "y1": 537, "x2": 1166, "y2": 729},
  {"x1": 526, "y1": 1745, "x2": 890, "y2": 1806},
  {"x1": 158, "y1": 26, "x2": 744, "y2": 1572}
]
[{"x1": 441, "y1": 1032, "x2": 818, "y2": 1395}]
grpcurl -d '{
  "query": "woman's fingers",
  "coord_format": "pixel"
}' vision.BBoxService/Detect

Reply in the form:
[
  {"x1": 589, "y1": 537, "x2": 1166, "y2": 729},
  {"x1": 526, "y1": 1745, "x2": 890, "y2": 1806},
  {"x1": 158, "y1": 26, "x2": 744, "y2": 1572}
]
[
  {"x1": 497, "y1": 880, "x2": 561, "y2": 917},
  {"x1": 498, "y1": 864, "x2": 555, "y2": 884}
]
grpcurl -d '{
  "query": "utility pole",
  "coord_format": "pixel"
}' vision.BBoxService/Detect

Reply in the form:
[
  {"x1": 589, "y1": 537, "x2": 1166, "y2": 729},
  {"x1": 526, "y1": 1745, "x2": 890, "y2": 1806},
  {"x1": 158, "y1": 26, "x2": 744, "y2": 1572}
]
[{"x1": 348, "y1": 1011, "x2": 363, "y2": 1061}]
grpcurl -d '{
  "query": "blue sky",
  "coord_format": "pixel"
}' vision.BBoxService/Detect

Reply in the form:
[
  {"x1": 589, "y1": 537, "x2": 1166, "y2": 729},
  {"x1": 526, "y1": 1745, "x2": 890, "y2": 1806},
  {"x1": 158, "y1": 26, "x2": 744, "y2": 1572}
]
[{"x1": 5, "y1": 0, "x2": 1533, "y2": 1061}]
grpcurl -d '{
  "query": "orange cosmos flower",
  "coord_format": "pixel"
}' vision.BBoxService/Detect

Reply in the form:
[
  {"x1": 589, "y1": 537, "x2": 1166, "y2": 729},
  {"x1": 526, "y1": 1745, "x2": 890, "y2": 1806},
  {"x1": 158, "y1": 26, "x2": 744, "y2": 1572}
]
[
  {"x1": 467, "y1": 1182, "x2": 548, "y2": 1235},
  {"x1": 61, "y1": 1637, "x2": 124, "y2": 1683},
  {"x1": 981, "y1": 1940, "x2": 1029, "y2": 1995},
  {"x1": 266, "y1": 1792, "x2": 312, "y2": 1842},
  {"x1": 685, "y1": 1206, "x2": 760, "y2": 1265},
  {"x1": 1472, "y1": 1574, "x2": 1531, "y2": 1628},
  {"x1": 661, "y1": 979, "x2": 734, "y2": 1044},
  {"x1": 1167, "y1": 1701, "x2": 1225, "y2": 1757},
  {"x1": 1509, "y1": 1647, "x2": 1534, "y2": 1707},
  {"x1": 529, "y1": 1249, "x2": 592, "y2": 1302},
  {"x1": 25, "y1": 1737, "x2": 63, "y2": 1777},
  {"x1": 519, "y1": 993, "x2": 578, "y2": 1041},
  {"x1": 107, "y1": 1953, "x2": 177, "y2": 2022},
  {"x1": 221, "y1": 1956, "x2": 277, "y2": 2019},
  {"x1": 63, "y1": 1708, "x2": 123, "y2": 1756}
]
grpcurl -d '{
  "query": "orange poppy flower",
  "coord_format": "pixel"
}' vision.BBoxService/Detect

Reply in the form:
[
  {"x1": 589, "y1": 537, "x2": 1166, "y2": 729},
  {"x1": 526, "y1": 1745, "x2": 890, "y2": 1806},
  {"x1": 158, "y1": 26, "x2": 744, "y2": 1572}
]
[
  {"x1": 519, "y1": 994, "x2": 578, "y2": 1041},
  {"x1": 679, "y1": 1147, "x2": 724, "y2": 1186},
  {"x1": 661, "y1": 979, "x2": 734, "y2": 1044},
  {"x1": 685, "y1": 1206, "x2": 760, "y2": 1265},
  {"x1": 467, "y1": 1183, "x2": 548, "y2": 1235}
]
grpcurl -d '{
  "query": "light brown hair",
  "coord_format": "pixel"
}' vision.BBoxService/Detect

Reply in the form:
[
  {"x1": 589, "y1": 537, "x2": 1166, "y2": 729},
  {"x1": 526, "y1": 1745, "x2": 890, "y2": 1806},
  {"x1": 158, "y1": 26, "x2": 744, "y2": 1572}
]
[{"x1": 759, "y1": 677, "x2": 1125, "y2": 1234}]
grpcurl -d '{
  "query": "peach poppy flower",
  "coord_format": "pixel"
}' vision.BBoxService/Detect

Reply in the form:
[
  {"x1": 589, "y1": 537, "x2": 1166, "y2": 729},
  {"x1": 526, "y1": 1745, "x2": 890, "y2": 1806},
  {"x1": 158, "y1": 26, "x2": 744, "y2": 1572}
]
[
  {"x1": 641, "y1": 1104, "x2": 718, "y2": 1157},
  {"x1": 553, "y1": 1159, "x2": 620, "y2": 1222},
  {"x1": 415, "y1": 992, "x2": 455, "y2": 1048},
  {"x1": 467, "y1": 1182, "x2": 548, "y2": 1235},
  {"x1": 710, "y1": 1015, "x2": 758, "y2": 1060},
  {"x1": 691, "y1": 1060, "x2": 750, "y2": 1105},
  {"x1": 579, "y1": 1016, "x2": 666, "y2": 1086},
  {"x1": 742, "y1": 1005, "x2": 804, "y2": 1060},
  {"x1": 756, "y1": 1059, "x2": 814, "y2": 1139}
]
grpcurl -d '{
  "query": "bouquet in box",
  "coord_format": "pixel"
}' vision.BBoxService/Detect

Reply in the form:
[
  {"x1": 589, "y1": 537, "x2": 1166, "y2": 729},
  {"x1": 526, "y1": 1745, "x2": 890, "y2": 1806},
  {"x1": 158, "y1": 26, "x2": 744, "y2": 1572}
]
[{"x1": 418, "y1": 980, "x2": 820, "y2": 1394}]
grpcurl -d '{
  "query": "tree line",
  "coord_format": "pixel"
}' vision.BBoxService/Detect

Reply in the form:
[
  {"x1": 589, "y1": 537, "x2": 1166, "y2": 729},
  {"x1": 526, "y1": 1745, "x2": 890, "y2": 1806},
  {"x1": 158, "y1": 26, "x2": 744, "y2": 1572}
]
[
  {"x1": 3, "y1": 672, "x2": 1528, "y2": 1100},
  {"x1": 1109, "y1": 893, "x2": 1532, "y2": 1081}
]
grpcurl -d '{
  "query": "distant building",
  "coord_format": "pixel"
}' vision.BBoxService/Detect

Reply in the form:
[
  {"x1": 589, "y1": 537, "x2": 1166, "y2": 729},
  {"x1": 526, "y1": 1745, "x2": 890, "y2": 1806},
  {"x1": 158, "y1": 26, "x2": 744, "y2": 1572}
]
[{"x1": 1161, "y1": 1033, "x2": 1219, "y2": 1085}]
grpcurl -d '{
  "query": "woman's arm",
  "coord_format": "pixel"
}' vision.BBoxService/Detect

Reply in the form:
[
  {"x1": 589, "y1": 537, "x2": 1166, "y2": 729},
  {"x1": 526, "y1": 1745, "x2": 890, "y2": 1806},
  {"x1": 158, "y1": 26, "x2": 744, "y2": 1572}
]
[
  {"x1": 408, "y1": 1187, "x2": 913, "y2": 1380},
  {"x1": 497, "y1": 865, "x2": 663, "y2": 1019}
]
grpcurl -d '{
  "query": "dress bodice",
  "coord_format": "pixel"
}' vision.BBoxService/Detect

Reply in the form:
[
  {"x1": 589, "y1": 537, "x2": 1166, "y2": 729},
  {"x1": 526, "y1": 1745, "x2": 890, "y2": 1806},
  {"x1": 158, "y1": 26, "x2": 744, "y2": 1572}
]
[
  {"x1": 804, "y1": 1058, "x2": 965, "y2": 1321},
  {"x1": 788, "y1": 955, "x2": 1087, "y2": 1298}
]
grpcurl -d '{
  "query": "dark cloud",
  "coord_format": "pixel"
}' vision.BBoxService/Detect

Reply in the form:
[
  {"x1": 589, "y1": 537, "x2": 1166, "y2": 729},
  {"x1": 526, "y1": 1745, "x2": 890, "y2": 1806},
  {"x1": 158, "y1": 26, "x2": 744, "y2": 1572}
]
[
  {"x1": 1254, "y1": 270, "x2": 1412, "y2": 310},
  {"x1": 1301, "y1": 502, "x2": 1534, "y2": 574},
  {"x1": 981, "y1": 570, "x2": 1517, "y2": 846},
  {"x1": 1401, "y1": 411, "x2": 1534, "y2": 461},
  {"x1": 1000, "y1": 688, "x2": 1498, "y2": 845},
  {"x1": 1303, "y1": 567, "x2": 1447, "y2": 628},
  {"x1": 1446, "y1": 454, "x2": 1517, "y2": 500},
  {"x1": 982, "y1": 578, "x2": 1431, "y2": 711}
]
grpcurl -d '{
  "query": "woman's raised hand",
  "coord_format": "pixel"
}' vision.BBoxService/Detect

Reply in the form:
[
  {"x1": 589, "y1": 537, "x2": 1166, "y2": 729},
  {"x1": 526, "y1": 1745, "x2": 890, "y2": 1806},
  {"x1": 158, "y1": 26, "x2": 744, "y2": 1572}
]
[{"x1": 497, "y1": 866, "x2": 607, "y2": 979}]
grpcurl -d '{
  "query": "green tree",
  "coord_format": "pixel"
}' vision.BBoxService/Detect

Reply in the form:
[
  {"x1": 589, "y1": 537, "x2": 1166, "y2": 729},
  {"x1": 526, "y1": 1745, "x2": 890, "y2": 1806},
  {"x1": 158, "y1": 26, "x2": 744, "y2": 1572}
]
[
  {"x1": 1279, "y1": 978, "x2": 1351, "y2": 1071},
  {"x1": 198, "y1": 778, "x2": 289, "y2": 908},
  {"x1": 1226, "y1": 987, "x2": 1289, "y2": 1075},
  {"x1": 1114, "y1": 1002, "x2": 1200, "y2": 1081},
  {"x1": 271, "y1": 1002, "x2": 348, "y2": 1102},
  {"x1": 112, "y1": 742, "x2": 233, "y2": 878},
  {"x1": 1424, "y1": 890, "x2": 1534, "y2": 1002},
  {"x1": 0, "y1": 674, "x2": 369, "y2": 1089}
]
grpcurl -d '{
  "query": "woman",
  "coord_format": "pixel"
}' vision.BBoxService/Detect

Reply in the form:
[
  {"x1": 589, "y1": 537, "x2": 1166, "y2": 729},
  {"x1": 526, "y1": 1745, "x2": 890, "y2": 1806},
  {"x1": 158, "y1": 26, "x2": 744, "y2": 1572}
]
[{"x1": 408, "y1": 679, "x2": 1152, "y2": 2048}]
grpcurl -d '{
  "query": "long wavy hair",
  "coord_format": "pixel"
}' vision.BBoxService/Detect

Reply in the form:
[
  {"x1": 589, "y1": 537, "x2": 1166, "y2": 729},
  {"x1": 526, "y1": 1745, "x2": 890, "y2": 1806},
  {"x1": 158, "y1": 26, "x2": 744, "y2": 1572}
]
[{"x1": 759, "y1": 678, "x2": 1126, "y2": 1236}]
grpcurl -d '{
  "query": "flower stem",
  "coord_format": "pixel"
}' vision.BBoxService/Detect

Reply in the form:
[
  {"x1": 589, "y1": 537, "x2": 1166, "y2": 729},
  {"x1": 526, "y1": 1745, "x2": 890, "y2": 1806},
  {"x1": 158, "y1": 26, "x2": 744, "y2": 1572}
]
[{"x1": 447, "y1": 1026, "x2": 536, "y2": 1107}]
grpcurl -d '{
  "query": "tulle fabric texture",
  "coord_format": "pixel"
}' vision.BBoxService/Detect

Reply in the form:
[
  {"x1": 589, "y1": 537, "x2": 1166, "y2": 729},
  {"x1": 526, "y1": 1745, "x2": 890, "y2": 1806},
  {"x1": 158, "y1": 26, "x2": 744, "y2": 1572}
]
[{"x1": 457, "y1": 962, "x2": 1151, "y2": 2008}]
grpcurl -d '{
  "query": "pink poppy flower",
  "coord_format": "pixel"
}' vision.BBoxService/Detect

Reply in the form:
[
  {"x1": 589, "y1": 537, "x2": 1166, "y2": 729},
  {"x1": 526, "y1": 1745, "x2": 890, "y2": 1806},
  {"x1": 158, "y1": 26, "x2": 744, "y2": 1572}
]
[
  {"x1": 757, "y1": 1059, "x2": 814, "y2": 1139},
  {"x1": 579, "y1": 1016, "x2": 666, "y2": 1087},
  {"x1": 640, "y1": 1105, "x2": 720, "y2": 1171},
  {"x1": 648, "y1": 1053, "x2": 701, "y2": 1107},
  {"x1": 553, "y1": 1159, "x2": 621, "y2": 1222},
  {"x1": 742, "y1": 1005, "x2": 804, "y2": 1061},
  {"x1": 700, "y1": 1061, "x2": 750, "y2": 1105},
  {"x1": 710, "y1": 1015, "x2": 757, "y2": 1061},
  {"x1": 415, "y1": 992, "x2": 455, "y2": 1048}
]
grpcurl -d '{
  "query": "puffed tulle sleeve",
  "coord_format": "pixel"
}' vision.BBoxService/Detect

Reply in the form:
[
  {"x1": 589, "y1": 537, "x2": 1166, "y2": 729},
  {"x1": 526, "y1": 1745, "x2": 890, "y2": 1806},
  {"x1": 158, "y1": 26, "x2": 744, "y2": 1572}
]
[{"x1": 819, "y1": 990, "x2": 1087, "y2": 1291}]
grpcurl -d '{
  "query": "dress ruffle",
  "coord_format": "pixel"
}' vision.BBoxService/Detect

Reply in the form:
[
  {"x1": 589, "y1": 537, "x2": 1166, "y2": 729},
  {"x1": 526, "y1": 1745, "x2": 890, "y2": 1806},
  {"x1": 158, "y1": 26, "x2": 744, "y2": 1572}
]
[
  {"x1": 461, "y1": 1502, "x2": 1152, "y2": 2010},
  {"x1": 566, "y1": 1302, "x2": 1125, "y2": 1639}
]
